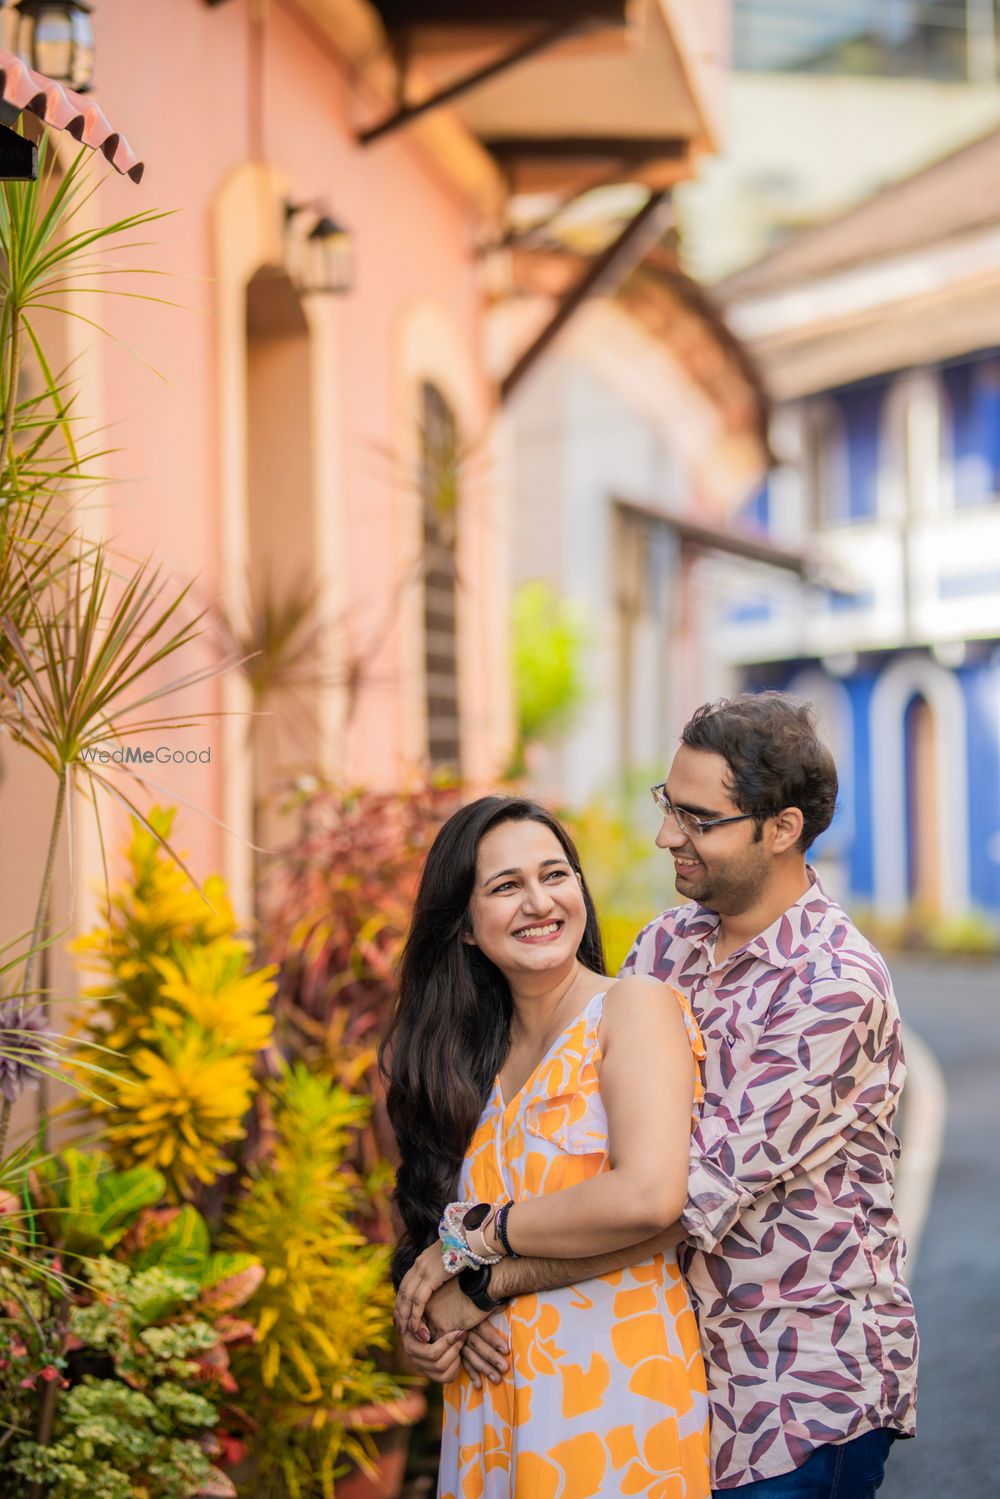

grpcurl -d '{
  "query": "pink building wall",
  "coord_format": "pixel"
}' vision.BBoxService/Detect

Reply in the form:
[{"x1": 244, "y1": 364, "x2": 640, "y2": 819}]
[{"x1": 45, "y1": 0, "x2": 510, "y2": 913}]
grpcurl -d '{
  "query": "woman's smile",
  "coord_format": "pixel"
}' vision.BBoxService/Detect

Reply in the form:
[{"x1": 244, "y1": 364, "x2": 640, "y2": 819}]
[{"x1": 512, "y1": 919, "x2": 564, "y2": 943}]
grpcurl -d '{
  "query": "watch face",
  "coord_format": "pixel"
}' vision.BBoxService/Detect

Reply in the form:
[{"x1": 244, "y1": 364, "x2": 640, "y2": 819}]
[
  {"x1": 463, "y1": 1202, "x2": 491, "y2": 1231},
  {"x1": 458, "y1": 1263, "x2": 489, "y2": 1294},
  {"x1": 459, "y1": 1262, "x2": 500, "y2": 1310}
]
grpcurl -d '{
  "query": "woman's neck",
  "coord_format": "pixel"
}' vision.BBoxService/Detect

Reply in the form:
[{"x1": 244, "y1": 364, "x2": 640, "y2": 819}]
[{"x1": 508, "y1": 961, "x2": 596, "y2": 1045}]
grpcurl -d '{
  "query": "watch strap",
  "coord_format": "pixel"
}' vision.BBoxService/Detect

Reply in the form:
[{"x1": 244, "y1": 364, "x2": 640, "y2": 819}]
[{"x1": 458, "y1": 1261, "x2": 510, "y2": 1311}]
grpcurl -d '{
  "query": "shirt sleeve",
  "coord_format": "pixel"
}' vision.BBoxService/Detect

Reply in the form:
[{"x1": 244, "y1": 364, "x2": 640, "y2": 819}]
[
  {"x1": 617, "y1": 916, "x2": 660, "y2": 977},
  {"x1": 681, "y1": 975, "x2": 906, "y2": 1254}
]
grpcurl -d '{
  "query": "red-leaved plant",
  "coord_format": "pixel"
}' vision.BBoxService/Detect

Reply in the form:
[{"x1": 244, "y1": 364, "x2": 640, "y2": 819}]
[{"x1": 258, "y1": 782, "x2": 458, "y2": 1238}]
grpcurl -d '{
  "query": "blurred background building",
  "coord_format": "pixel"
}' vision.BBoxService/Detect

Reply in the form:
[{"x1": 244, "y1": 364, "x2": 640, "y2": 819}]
[
  {"x1": 678, "y1": 0, "x2": 1000, "y2": 281},
  {"x1": 716, "y1": 128, "x2": 1000, "y2": 923},
  {"x1": 2, "y1": 0, "x2": 998, "y2": 943},
  {"x1": 0, "y1": 0, "x2": 730, "y2": 929}
]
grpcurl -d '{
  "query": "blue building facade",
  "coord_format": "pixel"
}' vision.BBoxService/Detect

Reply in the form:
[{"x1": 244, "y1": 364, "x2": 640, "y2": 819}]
[{"x1": 722, "y1": 351, "x2": 1000, "y2": 921}]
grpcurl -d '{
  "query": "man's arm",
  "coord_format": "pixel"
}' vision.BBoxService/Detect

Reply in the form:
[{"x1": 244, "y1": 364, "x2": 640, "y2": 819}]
[
  {"x1": 425, "y1": 1225, "x2": 683, "y2": 1337},
  {"x1": 682, "y1": 975, "x2": 904, "y2": 1254}
]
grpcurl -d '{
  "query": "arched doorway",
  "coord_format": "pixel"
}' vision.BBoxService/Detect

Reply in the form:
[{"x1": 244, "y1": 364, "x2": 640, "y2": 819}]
[
  {"x1": 870, "y1": 655, "x2": 969, "y2": 916},
  {"x1": 244, "y1": 267, "x2": 318, "y2": 880},
  {"x1": 904, "y1": 693, "x2": 941, "y2": 910}
]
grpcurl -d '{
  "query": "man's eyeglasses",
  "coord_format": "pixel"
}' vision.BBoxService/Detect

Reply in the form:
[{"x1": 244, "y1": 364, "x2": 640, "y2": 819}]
[{"x1": 650, "y1": 784, "x2": 757, "y2": 839}]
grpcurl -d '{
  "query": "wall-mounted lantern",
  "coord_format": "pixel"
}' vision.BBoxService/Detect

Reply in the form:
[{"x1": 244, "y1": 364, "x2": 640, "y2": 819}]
[
  {"x1": 14, "y1": 0, "x2": 95, "y2": 92},
  {"x1": 284, "y1": 201, "x2": 353, "y2": 296}
]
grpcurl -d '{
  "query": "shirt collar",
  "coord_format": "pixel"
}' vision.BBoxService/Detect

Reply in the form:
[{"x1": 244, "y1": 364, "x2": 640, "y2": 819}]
[
  {"x1": 743, "y1": 865, "x2": 830, "y2": 968},
  {"x1": 679, "y1": 866, "x2": 830, "y2": 970}
]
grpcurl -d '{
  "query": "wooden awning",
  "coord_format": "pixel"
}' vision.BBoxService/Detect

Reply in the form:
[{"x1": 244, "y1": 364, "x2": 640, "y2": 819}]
[
  {"x1": 364, "y1": 0, "x2": 720, "y2": 193},
  {"x1": 0, "y1": 49, "x2": 143, "y2": 181}
]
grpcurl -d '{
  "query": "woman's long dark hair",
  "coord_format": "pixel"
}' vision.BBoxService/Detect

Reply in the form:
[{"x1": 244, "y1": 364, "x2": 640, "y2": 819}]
[{"x1": 379, "y1": 796, "x2": 605, "y2": 1285}]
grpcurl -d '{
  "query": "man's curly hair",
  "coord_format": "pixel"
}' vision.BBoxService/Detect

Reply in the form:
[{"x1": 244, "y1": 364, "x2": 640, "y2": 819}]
[{"x1": 681, "y1": 693, "x2": 838, "y2": 851}]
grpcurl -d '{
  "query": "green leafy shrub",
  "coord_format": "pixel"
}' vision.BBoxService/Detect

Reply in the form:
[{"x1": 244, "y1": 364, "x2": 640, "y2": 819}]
[
  {"x1": 223, "y1": 1065, "x2": 404, "y2": 1498},
  {"x1": 510, "y1": 580, "x2": 589, "y2": 774},
  {"x1": 0, "y1": 1254, "x2": 239, "y2": 1498},
  {"x1": 33, "y1": 1149, "x2": 166, "y2": 1258}
]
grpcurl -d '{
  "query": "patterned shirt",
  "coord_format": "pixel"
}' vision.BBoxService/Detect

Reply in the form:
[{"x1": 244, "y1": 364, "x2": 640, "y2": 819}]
[{"x1": 621, "y1": 871, "x2": 918, "y2": 1489}]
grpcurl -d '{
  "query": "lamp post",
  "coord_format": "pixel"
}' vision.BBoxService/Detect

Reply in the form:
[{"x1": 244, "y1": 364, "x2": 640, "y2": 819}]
[
  {"x1": 14, "y1": 0, "x2": 96, "y2": 92},
  {"x1": 284, "y1": 202, "x2": 354, "y2": 296}
]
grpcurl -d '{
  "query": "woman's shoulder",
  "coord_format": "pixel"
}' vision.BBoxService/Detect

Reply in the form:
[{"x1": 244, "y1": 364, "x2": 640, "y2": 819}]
[
  {"x1": 600, "y1": 974, "x2": 706, "y2": 1065},
  {"x1": 602, "y1": 972, "x2": 681, "y2": 1009}
]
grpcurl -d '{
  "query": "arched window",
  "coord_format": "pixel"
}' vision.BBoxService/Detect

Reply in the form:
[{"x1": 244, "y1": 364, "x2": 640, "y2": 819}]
[{"x1": 420, "y1": 382, "x2": 462, "y2": 772}]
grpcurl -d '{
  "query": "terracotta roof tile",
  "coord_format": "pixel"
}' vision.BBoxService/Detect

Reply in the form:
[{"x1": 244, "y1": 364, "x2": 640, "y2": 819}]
[{"x1": 0, "y1": 49, "x2": 142, "y2": 182}]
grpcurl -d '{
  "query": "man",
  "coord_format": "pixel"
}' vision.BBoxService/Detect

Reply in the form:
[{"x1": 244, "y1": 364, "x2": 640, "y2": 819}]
[{"x1": 404, "y1": 694, "x2": 918, "y2": 1498}]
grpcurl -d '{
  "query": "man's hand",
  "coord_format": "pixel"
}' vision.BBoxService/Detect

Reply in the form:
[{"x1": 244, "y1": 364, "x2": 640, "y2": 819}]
[
  {"x1": 424, "y1": 1274, "x2": 492, "y2": 1336},
  {"x1": 461, "y1": 1323, "x2": 510, "y2": 1390},
  {"x1": 399, "y1": 1324, "x2": 466, "y2": 1384}
]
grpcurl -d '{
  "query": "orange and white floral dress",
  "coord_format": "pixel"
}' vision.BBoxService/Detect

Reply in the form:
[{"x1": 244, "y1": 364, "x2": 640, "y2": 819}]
[{"x1": 438, "y1": 989, "x2": 710, "y2": 1499}]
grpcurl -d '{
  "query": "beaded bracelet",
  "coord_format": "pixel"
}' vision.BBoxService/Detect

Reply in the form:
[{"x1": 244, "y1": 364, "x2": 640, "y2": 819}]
[
  {"x1": 438, "y1": 1201, "x2": 503, "y2": 1275},
  {"x1": 495, "y1": 1200, "x2": 519, "y2": 1258}
]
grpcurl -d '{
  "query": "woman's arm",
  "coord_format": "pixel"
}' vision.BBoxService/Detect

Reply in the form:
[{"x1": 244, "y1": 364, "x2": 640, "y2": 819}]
[
  {"x1": 396, "y1": 977, "x2": 693, "y2": 1335},
  {"x1": 490, "y1": 976, "x2": 693, "y2": 1255}
]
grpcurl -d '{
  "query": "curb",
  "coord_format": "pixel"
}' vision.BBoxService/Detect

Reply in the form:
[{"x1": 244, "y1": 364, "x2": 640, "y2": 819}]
[{"x1": 894, "y1": 1022, "x2": 948, "y2": 1269}]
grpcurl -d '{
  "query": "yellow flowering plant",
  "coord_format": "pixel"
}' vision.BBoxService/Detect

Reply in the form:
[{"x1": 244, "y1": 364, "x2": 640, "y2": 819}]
[{"x1": 70, "y1": 809, "x2": 278, "y2": 1201}]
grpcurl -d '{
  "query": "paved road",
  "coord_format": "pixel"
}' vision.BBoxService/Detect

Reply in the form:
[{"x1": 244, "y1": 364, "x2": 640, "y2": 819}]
[{"x1": 882, "y1": 958, "x2": 1000, "y2": 1499}]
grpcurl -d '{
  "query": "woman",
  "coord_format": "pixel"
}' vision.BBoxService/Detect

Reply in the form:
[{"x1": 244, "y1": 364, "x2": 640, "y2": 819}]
[{"x1": 381, "y1": 796, "x2": 709, "y2": 1499}]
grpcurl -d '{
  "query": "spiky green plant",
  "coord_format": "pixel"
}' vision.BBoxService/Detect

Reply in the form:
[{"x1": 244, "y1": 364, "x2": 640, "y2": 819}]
[
  {"x1": 0, "y1": 130, "x2": 250, "y2": 1493},
  {"x1": 0, "y1": 133, "x2": 244, "y2": 1159},
  {"x1": 224, "y1": 1065, "x2": 403, "y2": 1499}
]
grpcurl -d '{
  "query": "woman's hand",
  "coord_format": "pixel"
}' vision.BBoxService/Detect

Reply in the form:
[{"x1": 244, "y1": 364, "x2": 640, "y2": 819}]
[
  {"x1": 395, "y1": 1241, "x2": 450, "y2": 1337},
  {"x1": 400, "y1": 1324, "x2": 467, "y2": 1384}
]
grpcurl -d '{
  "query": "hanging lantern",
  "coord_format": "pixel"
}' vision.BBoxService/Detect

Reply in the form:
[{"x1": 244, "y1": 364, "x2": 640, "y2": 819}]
[
  {"x1": 284, "y1": 201, "x2": 354, "y2": 296},
  {"x1": 304, "y1": 214, "x2": 353, "y2": 296},
  {"x1": 15, "y1": 1, "x2": 96, "y2": 93}
]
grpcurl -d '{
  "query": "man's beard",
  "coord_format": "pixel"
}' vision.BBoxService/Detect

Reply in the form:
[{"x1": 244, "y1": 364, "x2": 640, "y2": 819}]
[{"x1": 678, "y1": 848, "x2": 769, "y2": 915}]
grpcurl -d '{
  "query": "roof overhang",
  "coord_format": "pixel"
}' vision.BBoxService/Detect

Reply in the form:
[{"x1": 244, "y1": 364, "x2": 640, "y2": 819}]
[
  {"x1": 364, "y1": 0, "x2": 721, "y2": 193},
  {"x1": 615, "y1": 497, "x2": 811, "y2": 577},
  {"x1": 724, "y1": 224, "x2": 1000, "y2": 398},
  {"x1": 0, "y1": 49, "x2": 143, "y2": 181}
]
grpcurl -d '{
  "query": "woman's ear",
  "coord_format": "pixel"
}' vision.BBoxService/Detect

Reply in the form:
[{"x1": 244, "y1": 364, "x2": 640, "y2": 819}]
[{"x1": 461, "y1": 912, "x2": 477, "y2": 946}]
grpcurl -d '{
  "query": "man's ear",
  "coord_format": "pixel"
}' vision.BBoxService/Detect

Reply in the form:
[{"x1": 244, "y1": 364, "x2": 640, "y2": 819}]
[{"x1": 770, "y1": 806, "x2": 804, "y2": 854}]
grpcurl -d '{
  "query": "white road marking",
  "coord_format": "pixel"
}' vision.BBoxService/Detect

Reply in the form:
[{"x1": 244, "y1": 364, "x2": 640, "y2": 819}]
[{"x1": 894, "y1": 1023, "x2": 948, "y2": 1270}]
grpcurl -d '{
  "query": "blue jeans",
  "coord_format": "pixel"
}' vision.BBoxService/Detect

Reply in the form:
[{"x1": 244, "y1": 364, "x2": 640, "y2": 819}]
[{"x1": 714, "y1": 1429, "x2": 896, "y2": 1499}]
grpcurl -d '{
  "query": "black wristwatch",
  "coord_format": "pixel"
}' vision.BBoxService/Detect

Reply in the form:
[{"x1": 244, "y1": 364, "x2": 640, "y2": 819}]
[{"x1": 458, "y1": 1262, "x2": 511, "y2": 1311}]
